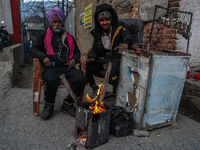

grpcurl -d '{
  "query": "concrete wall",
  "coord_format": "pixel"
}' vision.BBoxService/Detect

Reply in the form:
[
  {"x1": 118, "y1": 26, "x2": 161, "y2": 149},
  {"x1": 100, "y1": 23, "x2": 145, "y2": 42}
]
[
  {"x1": 176, "y1": 0, "x2": 200, "y2": 77},
  {"x1": 2, "y1": 44, "x2": 24, "y2": 85},
  {"x1": 0, "y1": 0, "x2": 14, "y2": 34}
]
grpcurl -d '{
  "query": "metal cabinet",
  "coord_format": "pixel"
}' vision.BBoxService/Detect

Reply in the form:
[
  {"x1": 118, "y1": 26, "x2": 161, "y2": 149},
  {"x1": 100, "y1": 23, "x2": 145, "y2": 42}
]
[{"x1": 116, "y1": 50, "x2": 191, "y2": 130}]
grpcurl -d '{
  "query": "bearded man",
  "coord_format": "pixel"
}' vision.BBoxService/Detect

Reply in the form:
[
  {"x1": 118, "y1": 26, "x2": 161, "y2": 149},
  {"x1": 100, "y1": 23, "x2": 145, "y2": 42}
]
[{"x1": 31, "y1": 8, "x2": 87, "y2": 120}]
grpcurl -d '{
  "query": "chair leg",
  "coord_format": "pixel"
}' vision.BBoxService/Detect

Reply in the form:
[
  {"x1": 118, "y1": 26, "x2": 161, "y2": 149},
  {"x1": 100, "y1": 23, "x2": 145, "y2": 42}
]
[{"x1": 33, "y1": 78, "x2": 43, "y2": 116}]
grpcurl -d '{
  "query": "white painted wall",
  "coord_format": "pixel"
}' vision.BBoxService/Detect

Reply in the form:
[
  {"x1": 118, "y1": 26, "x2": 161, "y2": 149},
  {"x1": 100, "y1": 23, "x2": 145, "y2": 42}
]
[
  {"x1": 0, "y1": 0, "x2": 13, "y2": 34},
  {"x1": 176, "y1": 0, "x2": 200, "y2": 71},
  {"x1": 64, "y1": 8, "x2": 75, "y2": 37}
]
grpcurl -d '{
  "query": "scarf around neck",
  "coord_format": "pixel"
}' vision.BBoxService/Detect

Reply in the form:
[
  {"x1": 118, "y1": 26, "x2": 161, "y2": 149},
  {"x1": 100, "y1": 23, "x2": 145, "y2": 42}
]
[{"x1": 44, "y1": 27, "x2": 75, "y2": 61}]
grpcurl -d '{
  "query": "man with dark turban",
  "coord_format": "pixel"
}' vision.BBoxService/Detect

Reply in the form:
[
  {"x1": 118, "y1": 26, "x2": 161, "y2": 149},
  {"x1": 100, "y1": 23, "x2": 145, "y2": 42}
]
[
  {"x1": 85, "y1": 3, "x2": 133, "y2": 94},
  {"x1": 31, "y1": 8, "x2": 87, "y2": 120}
]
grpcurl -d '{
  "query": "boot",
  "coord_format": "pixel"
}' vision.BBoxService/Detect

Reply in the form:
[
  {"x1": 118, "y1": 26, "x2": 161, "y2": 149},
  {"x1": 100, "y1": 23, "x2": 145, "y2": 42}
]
[
  {"x1": 40, "y1": 104, "x2": 54, "y2": 120},
  {"x1": 61, "y1": 101, "x2": 76, "y2": 117},
  {"x1": 91, "y1": 84, "x2": 99, "y2": 97}
]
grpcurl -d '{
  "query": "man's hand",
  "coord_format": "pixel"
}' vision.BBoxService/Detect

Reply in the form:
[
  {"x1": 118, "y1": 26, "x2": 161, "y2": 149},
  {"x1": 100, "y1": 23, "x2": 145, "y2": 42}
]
[
  {"x1": 84, "y1": 58, "x2": 94, "y2": 65},
  {"x1": 43, "y1": 57, "x2": 51, "y2": 67},
  {"x1": 67, "y1": 59, "x2": 76, "y2": 69},
  {"x1": 114, "y1": 43, "x2": 129, "y2": 53}
]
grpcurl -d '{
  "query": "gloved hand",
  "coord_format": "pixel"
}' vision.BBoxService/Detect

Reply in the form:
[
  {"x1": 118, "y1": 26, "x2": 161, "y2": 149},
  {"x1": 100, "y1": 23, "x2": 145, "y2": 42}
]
[
  {"x1": 43, "y1": 57, "x2": 51, "y2": 67},
  {"x1": 114, "y1": 43, "x2": 129, "y2": 53},
  {"x1": 84, "y1": 58, "x2": 94, "y2": 65},
  {"x1": 67, "y1": 58, "x2": 76, "y2": 69}
]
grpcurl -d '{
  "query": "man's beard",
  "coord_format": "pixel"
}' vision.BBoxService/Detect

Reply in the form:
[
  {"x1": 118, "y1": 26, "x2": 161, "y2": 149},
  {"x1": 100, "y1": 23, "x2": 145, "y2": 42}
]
[{"x1": 52, "y1": 26, "x2": 63, "y2": 33}]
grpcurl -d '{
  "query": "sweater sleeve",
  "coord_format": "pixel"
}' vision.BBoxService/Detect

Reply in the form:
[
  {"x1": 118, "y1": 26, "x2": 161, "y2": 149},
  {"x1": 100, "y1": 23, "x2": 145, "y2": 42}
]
[
  {"x1": 30, "y1": 32, "x2": 47, "y2": 61},
  {"x1": 88, "y1": 40, "x2": 100, "y2": 61}
]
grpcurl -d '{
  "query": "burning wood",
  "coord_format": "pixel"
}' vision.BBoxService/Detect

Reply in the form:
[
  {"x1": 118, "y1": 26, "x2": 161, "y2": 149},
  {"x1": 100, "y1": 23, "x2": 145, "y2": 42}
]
[
  {"x1": 67, "y1": 130, "x2": 87, "y2": 149},
  {"x1": 85, "y1": 84, "x2": 102, "y2": 103},
  {"x1": 78, "y1": 130, "x2": 87, "y2": 146},
  {"x1": 85, "y1": 84, "x2": 107, "y2": 114},
  {"x1": 73, "y1": 62, "x2": 112, "y2": 149}
]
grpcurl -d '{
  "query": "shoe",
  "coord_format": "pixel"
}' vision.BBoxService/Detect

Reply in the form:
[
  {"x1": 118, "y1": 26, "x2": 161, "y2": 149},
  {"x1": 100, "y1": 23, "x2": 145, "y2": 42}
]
[
  {"x1": 91, "y1": 84, "x2": 99, "y2": 97},
  {"x1": 91, "y1": 84, "x2": 99, "y2": 91},
  {"x1": 40, "y1": 104, "x2": 54, "y2": 120},
  {"x1": 61, "y1": 102, "x2": 76, "y2": 117}
]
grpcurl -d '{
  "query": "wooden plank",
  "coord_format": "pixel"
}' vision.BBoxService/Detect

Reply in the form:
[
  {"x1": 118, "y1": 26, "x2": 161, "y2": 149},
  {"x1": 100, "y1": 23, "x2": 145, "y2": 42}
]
[
  {"x1": 79, "y1": 60, "x2": 87, "y2": 102},
  {"x1": 99, "y1": 62, "x2": 112, "y2": 103},
  {"x1": 60, "y1": 74, "x2": 81, "y2": 105}
]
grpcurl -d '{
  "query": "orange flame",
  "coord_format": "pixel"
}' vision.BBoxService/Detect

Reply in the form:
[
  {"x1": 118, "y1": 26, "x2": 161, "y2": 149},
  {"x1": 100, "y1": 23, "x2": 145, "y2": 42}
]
[
  {"x1": 85, "y1": 84, "x2": 106, "y2": 114},
  {"x1": 86, "y1": 84, "x2": 102, "y2": 102},
  {"x1": 78, "y1": 130, "x2": 87, "y2": 146}
]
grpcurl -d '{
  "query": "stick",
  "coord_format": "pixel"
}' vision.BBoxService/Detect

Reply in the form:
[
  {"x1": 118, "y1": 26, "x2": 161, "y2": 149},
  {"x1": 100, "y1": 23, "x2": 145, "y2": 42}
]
[
  {"x1": 99, "y1": 62, "x2": 112, "y2": 103},
  {"x1": 60, "y1": 74, "x2": 81, "y2": 106}
]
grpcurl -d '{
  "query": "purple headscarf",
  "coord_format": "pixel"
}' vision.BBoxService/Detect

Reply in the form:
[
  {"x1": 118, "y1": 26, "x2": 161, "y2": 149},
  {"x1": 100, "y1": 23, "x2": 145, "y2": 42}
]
[{"x1": 46, "y1": 8, "x2": 66, "y2": 25}]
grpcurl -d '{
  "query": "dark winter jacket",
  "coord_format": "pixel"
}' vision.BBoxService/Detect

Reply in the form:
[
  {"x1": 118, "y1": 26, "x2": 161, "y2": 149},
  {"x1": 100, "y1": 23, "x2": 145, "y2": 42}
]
[
  {"x1": 88, "y1": 3, "x2": 134, "y2": 60},
  {"x1": 30, "y1": 29, "x2": 80, "y2": 66}
]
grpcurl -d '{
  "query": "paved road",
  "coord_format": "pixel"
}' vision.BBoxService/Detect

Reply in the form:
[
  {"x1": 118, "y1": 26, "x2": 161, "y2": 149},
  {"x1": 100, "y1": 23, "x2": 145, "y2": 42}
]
[{"x1": 0, "y1": 86, "x2": 200, "y2": 150}]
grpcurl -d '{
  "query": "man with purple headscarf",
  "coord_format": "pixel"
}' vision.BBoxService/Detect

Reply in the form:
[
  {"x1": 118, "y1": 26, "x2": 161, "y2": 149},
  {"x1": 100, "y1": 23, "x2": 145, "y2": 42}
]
[{"x1": 31, "y1": 8, "x2": 87, "y2": 120}]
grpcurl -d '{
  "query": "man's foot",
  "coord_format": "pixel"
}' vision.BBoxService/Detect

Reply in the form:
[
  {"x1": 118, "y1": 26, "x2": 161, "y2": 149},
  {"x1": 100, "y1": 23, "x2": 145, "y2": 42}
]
[
  {"x1": 61, "y1": 102, "x2": 76, "y2": 117},
  {"x1": 40, "y1": 104, "x2": 54, "y2": 120}
]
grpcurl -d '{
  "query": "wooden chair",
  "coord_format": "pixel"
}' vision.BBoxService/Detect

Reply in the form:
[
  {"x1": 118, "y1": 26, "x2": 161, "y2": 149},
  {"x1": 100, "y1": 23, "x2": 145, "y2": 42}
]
[{"x1": 32, "y1": 58, "x2": 86, "y2": 116}]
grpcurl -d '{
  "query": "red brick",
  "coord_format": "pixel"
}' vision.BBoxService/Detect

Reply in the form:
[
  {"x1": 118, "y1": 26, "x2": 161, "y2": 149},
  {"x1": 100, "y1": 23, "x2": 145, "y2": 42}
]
[
  {"x1": 144, "y1": 33, "x2": 150, "y2": 38},
  {"x1": 158, "y1": 30, "x2": 164, "y2": 34},
  {"x1": 167, "y1": 44, "x2": 176, "y2": 50},
  {"x1": 157, "y1": 24, "x2": 165, "y2": 30},
  {"x1": 158, "y1": 39, "x2": 164, "y2": 44},
  {"x1": 145, "y1": 26, "x2": 152, "y2": 30},
  {"x1": 156, "y1": 44, "x2": 167, "y2": 49},
  {"x1": 165, "y1": 29, "x2": 176, "y2": 34},
  {"x1": 168, "y1": 34, "x2": 177, "y2": 39},
  {"x1": 157, "y1": 34, "x2": 165, "y2": 39},
  {"x1": 151, "y1": 39, "x2": 159, "y2": 44},
  {"x1": 152, "y1": 29, "x2": 158, "y2": 34},
  {"x1": 164, "y1": 39, "x2": 176, "y2": 44},
  {"x1": 169, "y1": 1, "x2": 180, "y2": 8}
]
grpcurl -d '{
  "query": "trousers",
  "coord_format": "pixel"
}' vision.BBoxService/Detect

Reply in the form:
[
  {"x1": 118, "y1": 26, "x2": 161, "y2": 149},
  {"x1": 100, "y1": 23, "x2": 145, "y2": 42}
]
[
  {"x1": 86, "y1": 57, "x2": 120, "y2": 88},
  {"x1": 42, "y1": 66, "x2": 87, "y2": 104}
]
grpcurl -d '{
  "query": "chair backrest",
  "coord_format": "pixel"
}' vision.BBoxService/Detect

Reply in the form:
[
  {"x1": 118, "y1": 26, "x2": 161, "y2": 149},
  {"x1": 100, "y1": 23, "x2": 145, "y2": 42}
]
[{"x1": 119, "y1": 19, "x2": 144, "y2": 47}]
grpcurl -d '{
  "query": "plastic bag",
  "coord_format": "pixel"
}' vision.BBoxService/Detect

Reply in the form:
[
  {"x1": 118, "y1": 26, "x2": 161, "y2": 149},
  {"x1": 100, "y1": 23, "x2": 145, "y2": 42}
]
[{"x1": 110, "y1": 106, "x2": 133, "y2": 137}]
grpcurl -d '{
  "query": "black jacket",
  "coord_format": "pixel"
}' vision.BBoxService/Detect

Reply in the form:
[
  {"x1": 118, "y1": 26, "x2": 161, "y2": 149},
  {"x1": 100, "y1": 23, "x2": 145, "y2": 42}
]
[
  {"x1": 30, "y1": 29, "x2": 80, "y2": 65},
  {"x1": 88, "y1": 3, "x2": 133, "y2": 60}
]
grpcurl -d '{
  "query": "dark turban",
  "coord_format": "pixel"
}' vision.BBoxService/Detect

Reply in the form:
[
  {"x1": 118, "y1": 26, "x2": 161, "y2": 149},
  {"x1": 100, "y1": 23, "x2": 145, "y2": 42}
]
[{"x1": 46, "y1": 8, "x2": 66, "y2": 25}]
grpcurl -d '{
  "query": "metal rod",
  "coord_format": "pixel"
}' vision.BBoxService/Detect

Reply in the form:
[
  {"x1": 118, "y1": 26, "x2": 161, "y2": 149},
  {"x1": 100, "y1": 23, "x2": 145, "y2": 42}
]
[
  {"x1": 156, "y1": 5, "x2": 193, "y2": 15},
  {"x1": 147, "y1": 5, "x2": 157, "y2": 51},
  {"x1": 186, "y1": 13, "x2": 193, "y2": 53}
]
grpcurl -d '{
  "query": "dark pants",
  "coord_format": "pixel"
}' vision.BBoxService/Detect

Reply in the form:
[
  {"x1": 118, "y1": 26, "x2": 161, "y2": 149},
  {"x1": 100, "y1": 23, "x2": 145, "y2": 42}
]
[
  {"x1": 42, "y1": 66, "x2": 87, "y2": 104},
  {"x1": 86, "y1": 57, "x2": 120, "y2": 88}
]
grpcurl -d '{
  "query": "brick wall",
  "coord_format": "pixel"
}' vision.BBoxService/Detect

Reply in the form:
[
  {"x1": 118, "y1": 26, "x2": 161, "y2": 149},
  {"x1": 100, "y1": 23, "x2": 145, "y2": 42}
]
[
  {"x1": 142, "y1": 0, "x2": 180, "y2": 50},
  {"x1": 140, "y1": 0, "x2": 199, "y2": 77}
]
